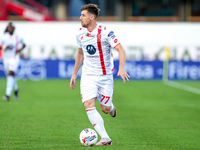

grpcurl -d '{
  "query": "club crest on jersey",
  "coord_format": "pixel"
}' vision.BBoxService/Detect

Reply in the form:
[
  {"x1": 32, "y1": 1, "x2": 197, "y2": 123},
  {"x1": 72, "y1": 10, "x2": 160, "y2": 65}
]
[
  {"x1": 86, "y1": 45, "x2": 96, "y2": 55},
  {"x1": 108, "y1": 31, "x2": 116, "y2": 39}
]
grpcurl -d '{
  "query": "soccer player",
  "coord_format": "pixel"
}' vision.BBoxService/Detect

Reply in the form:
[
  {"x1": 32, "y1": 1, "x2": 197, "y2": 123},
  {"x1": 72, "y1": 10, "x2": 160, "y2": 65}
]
[
  {"x1": 70, "y1": 4, "x2": 130, "y2": 145},
  {"x1": 0, "y1": 22, "x2": 26, "y2": 101}
]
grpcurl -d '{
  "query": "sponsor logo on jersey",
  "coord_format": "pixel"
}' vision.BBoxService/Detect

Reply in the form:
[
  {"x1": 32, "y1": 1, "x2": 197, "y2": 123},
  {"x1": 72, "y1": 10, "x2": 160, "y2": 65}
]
[
  {"x1": 86, "y1": 55, "x2": 99, "y2": 58},
  {"x1": 108, "y1": 31, "x2": 114, "y2": 37},
  {"x1": 114, "y1": 39, "x2": 118, "y2": 43},
  {"x1": 108, "y1": 31, "x2": 116, "y2": 39},
  {"x1": 86, "y1": 33, "x2": 95, "y2": 37},
  {"x1": 86, "y1": 45, "x2": 96, "y2": 55}
]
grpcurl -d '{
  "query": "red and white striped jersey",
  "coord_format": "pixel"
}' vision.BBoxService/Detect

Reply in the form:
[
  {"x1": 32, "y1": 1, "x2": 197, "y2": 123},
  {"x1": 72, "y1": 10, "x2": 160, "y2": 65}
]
[
  {"x1": 76, "y1": 24, "x2": 120, "y2": 75},
  {"x1": 0, "y1": 32, "x2": 24, "y2": 60}
]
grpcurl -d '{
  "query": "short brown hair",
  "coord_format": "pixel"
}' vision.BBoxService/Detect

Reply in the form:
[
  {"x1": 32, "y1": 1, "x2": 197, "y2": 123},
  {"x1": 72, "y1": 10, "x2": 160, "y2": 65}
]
[{"x1": 81, "y1": 4, "x2": 100, "y2": 18}]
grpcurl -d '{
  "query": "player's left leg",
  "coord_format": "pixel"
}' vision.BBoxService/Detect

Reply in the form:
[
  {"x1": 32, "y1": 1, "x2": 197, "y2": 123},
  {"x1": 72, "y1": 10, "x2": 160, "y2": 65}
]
[
  {"x1": 109, "y1": 103, "x2": 117, "y2": 117},
  {"x1": 98, "y1": 74, "x2": 117, "y2": 117},
  {"x1": 14, "y1": 79, "x2": 19, "y2": 100},
  {"x1": 84, "y1": 98, "x2": 111, "y2": 142},
  {"x1": 100, "y1": 103, "x2": 117, "y2": 117}
]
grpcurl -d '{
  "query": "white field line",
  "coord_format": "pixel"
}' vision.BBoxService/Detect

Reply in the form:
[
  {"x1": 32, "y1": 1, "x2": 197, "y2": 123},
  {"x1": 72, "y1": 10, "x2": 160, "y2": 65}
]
[{"x1": 164, "y1": 81, "x2": 200, "y2": 95}]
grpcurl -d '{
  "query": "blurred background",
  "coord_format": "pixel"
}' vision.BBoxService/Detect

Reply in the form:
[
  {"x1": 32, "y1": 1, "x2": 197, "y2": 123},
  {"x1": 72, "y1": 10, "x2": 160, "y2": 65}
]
[
  {"x1": 1, "y1": 2, "x2": 199, "y2": 149},
  {"x1": 0, "y1": 0, "x2": 200, "y2": 81},
  {"x1": 1, "y1": 0, "x2": 200, "y2": 21}
]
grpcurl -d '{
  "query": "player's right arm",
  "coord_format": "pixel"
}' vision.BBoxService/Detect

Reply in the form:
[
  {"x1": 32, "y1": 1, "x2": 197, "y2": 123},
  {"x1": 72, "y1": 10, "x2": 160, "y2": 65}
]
[
  {"x1": 0, "y1": 36, "x2": 3, "y2": 50},
  {"x1": 16, "y1": 37, "x2": 26, "y2": 53},
  {"x1": 0, "y1": 36, "x2": 6, "y2": 50},
  {"x1": 70, "y1": 48, "x2": 84, "y2": 89},
  {"x1": 0, "y1": 34, "x2": 11, "y2": 50}
]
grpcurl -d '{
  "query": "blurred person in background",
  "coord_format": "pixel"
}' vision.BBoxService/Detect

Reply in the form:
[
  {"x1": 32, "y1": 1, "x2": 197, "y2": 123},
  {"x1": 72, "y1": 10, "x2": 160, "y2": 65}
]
[
  {"x1": 0, "y1": 22, "x2": 26, "y2": 101},
  {"x1": 70, "y1": 4, "x2": 130, "y2": 146}
]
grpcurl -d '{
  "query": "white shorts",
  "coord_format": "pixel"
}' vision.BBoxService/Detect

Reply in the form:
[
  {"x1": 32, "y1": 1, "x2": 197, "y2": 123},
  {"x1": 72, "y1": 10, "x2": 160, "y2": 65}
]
[
  {"x1": 3, "y1": 57, "x2": 20, "y2": 74},
  {"x1": 80, "y1": 74, "x2": 114, "y2": 106}
]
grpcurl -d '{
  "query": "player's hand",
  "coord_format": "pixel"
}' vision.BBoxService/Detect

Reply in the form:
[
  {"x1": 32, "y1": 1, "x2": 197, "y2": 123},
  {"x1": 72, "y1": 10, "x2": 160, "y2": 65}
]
[
  {"x1": 117, "y1": 68, "x2": 130, "y2": 83},
  {"x1": 4, "y1": 46, "x2": 11, "y2": 50},
  {"x1": 16, "y1": 49, "x2": 22, "y2": 53},
  {"x1": 70, "y1": 74, "x2": 77, "y2": 89}
]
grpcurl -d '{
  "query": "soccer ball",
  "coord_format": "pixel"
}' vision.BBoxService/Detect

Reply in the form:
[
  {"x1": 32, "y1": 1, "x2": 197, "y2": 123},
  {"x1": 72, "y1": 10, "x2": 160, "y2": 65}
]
[{"x1": 79, "y1": 128, "x2": 98, "y2": 146}]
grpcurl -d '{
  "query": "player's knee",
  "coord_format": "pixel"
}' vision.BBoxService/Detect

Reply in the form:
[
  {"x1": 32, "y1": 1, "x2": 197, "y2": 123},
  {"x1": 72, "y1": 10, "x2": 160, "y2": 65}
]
[
  {"x1": 83, "y1": 100, "x2": 95, "y2": 109},
  {"x1": 84, "y1": 101, "x2": 91, "y2": 108}
]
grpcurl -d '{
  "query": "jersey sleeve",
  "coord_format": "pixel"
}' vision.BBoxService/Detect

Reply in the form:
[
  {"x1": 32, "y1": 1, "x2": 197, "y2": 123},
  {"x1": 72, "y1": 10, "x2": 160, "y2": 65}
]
[
  {"x1": 106, "y1": 28, "x2": 120, "y2": 48},
  {"x1": 0, "y1": 37, "x2": 2, "y2": 49},
  {"x1": 76, "y1": 31, "x2": 82, "y2": 49},
  {"x1": 0, "y1": 34, "x2": 6, "y2": 49},
  {"x1": 0, "y1": 37, "x2": 3, "y2": 45},
  {"x1": 19, "y1": 36, "x2": 25, "y2": 45},
  {"x1": 0, "y1": 34, "x2": 5, "y2": 45}
]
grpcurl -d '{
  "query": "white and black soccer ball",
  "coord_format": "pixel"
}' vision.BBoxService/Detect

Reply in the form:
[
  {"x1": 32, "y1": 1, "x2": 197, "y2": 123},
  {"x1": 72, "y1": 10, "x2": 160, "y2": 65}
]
[{"x1": 79, "y1": 128, "x2": 98, "y2": 146}]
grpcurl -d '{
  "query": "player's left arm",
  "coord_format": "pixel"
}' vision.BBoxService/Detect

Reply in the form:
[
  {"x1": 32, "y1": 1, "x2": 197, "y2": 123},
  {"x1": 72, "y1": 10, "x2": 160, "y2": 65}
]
[
  {"x1": 16, "y1": 38, "x2": 26, "y2": 53},
  {"x1": 16, "y1": 43, "x2": 26, "y2": 53},
  {"x1": 114, "y1": 44, "x2": 130, "y2": 83}
]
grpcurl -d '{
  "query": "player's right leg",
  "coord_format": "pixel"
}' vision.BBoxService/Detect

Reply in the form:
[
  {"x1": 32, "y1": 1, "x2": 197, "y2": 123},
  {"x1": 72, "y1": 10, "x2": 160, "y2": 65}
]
[
  {"x1": 84, "y1": 99, "x2": 112, "y2": 145},
  {"x1": 3, "y1": 70, "x2": 15, "y2": 101},
  {"x1": 2, "y1": 60, "x2": 10, "y2": 101},
  {"x1": 3, "y1": 58, "x2": 19, "y2": 101}
]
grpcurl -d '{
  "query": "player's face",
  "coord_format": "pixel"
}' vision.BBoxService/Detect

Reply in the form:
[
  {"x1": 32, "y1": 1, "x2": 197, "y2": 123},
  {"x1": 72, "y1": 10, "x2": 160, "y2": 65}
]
[
  {"x1": 7, "y1": 25, "x2": 15, "y2": 34},
  {"x1": 80, "y1": 10, "x2": 92, "y2": 28}
]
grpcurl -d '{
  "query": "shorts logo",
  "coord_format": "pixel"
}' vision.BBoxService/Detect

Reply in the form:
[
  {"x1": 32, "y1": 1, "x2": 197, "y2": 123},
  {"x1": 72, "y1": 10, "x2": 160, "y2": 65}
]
[{"x1": 86, "y1": 45, "x2": 96, "y2": 55}]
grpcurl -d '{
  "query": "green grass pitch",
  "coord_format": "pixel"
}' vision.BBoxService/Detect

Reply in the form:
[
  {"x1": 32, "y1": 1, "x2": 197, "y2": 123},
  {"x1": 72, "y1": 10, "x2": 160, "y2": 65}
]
[{"x1": 0, "y1": 79, "x2": 200, "y2": 150}]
